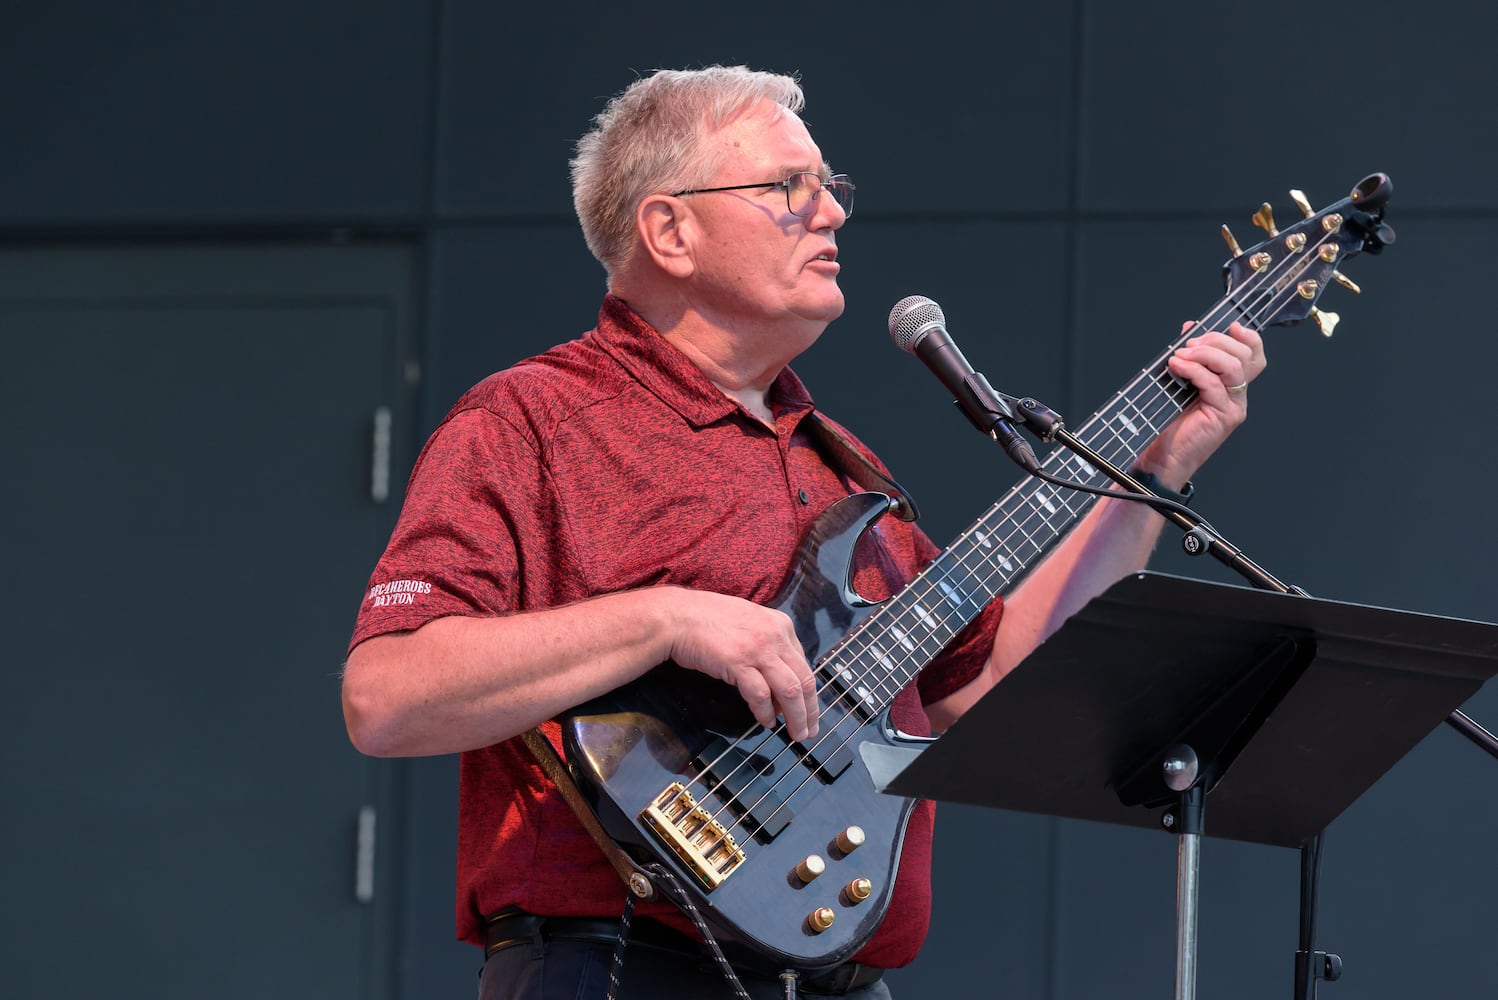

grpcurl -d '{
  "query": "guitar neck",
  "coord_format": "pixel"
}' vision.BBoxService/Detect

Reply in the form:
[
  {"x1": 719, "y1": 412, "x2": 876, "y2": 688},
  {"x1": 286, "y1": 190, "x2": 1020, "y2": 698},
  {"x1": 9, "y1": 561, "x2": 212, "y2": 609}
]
[{"x1": 827, "y1": 319, "x2": 1219, "y2": 709}]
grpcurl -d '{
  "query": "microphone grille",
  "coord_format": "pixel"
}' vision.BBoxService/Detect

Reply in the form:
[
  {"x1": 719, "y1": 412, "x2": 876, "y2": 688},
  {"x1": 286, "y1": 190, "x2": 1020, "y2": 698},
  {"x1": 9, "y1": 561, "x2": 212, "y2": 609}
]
[{"x1": 888, "y1": 295, "x2": 945, "y2": 354}]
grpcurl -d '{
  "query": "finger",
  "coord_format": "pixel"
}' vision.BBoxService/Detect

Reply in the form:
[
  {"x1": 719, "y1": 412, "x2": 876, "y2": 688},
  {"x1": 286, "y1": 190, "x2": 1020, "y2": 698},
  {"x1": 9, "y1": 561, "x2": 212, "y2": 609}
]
[
  {"x1": 1167, "y1": 351, "x2": 1248, "y2": 405},
  {"x1": 734, "y1": 672, "x2": 780, "y2": 732},
  {"x1": 1174, "y1": 333, "x2": 1253, "y2": 392},
  {"x1": 1193, "y1": 322, "x2": 1265, "y2": 379},
  {"x1": 767, "y1": 653, "x2": 819, "y2": 742}
]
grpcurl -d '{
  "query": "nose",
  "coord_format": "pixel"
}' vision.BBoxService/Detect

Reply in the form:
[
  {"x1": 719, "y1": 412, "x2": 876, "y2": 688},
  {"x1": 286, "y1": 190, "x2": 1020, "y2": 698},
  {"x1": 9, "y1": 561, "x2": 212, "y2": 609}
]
[{"x1": 808, "y1": 188, "x2": 847, "y2": 231}]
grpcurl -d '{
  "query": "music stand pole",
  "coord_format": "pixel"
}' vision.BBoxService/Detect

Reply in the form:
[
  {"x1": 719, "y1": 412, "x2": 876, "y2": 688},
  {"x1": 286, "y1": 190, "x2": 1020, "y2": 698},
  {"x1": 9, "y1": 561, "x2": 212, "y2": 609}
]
[{"x1": 1162, "y1": 749, "x2": 1206, "y2": 1000}]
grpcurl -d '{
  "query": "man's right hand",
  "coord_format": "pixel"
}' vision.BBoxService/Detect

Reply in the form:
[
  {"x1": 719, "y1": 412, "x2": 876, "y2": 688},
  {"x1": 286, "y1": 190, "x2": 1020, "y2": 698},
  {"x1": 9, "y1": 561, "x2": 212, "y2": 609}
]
[{"x1": 663, "y1": 588, "x2": 820, "y2": 742}]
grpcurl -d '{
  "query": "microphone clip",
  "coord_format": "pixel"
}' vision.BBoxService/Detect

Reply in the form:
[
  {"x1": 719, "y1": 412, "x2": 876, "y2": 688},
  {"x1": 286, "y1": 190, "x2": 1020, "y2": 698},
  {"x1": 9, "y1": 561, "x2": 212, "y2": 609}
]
[
  {"x1": 953, "y1": 372, "x2": 1020, "y2": 434},
  {"x1": 956, "y1": 373, "x2": 1041, "y2": 474}
]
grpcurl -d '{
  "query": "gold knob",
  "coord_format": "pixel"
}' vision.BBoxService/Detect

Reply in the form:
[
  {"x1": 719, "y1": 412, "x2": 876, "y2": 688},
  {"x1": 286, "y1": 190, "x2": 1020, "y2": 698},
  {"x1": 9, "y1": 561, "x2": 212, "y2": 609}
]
[
  {"x1": 835, "y1": 826, "x2": 865, "y2": 854},
  {"x1": 845, "y1": 877, "x2": 873, "y2": 903},
  {"x1": 795, "y1": 855, "x2": 826, "y2": 883},
  {"x1": 807, "y1": 907, "x2": 836, "y2": 933},
  {"x1": 1290, "y1": 189, "x2": 1314, "y2": 220}
]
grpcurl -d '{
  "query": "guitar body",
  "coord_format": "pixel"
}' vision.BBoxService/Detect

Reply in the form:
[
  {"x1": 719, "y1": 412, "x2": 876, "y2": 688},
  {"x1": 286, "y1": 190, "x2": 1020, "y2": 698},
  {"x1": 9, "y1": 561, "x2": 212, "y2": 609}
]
[{"x1": 560, "y1": 492, "x2": 920, "y2": 968}]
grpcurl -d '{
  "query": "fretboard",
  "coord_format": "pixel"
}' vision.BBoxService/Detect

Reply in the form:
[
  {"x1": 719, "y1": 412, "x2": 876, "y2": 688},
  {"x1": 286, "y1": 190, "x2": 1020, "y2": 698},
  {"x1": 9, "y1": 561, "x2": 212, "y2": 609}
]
[{"x1": 820, "y1": 325, "x2": 1217, "y2": 713}]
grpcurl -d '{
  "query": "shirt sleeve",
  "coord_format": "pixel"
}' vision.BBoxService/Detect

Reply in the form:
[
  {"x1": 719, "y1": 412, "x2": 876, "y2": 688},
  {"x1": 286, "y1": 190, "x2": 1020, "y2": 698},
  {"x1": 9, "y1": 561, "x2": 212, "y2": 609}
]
[{"x1": 347, "y1": 406, "x2": 561, "y2": 653}]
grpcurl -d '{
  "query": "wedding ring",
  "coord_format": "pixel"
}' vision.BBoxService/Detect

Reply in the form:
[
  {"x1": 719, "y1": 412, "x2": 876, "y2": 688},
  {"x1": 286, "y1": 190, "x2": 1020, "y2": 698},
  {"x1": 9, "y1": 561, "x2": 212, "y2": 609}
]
[{"x1": 1226, "y1": 381, "x2": 1249, "y2": 394}]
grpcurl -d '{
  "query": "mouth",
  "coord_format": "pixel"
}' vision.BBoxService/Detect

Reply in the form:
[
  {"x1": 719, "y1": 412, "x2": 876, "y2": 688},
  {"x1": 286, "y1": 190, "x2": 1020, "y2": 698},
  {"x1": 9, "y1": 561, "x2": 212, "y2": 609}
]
[{"x1": 807, "y1": 250, "x2": 840, "y2": 270}]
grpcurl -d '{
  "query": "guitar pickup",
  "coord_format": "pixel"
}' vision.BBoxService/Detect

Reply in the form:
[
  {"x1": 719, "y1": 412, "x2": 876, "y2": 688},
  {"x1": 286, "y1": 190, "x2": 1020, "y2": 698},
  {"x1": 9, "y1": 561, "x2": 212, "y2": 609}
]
[
  {"x1": 695, "y1": 734, "x2": 794, "y2": 842},
  {"x1": 641, "y1": 782, "x2": 746, "y2": 890}
]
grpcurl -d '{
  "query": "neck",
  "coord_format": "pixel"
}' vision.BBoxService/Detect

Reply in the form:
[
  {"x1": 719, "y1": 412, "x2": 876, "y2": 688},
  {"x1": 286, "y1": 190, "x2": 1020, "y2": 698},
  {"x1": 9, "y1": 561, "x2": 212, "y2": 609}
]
[
  {"x1": 665, "y1": 326, "x2": 780, "y2": 425},
  {"x1": 617, "y1": 287, "x2": 808, "y2": 427}
]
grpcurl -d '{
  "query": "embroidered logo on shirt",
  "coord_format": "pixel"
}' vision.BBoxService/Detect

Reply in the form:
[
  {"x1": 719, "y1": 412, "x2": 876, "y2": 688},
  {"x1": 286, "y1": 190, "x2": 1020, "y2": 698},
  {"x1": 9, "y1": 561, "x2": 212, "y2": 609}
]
[{"x1": 367, "y1": 579, "x2": 432, "y2": 607}]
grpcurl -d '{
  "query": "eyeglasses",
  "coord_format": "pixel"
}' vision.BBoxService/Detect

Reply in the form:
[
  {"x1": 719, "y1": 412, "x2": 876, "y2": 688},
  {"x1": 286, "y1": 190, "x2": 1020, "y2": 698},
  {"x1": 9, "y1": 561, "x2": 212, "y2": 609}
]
[{"x1": 673, "y1": 171, "x2": 855, "y2": 220}]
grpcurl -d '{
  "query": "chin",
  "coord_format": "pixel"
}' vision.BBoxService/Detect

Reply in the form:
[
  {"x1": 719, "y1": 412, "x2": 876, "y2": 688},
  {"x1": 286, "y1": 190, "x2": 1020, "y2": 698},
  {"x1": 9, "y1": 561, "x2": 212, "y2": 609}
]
[{"x1": 801, "y1": 290, "x2": 846, "y2": 324}]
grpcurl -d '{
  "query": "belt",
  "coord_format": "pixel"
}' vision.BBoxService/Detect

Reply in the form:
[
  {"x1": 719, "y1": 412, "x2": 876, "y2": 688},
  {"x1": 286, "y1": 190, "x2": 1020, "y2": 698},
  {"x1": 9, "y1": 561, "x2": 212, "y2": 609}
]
[{"x1": 483, "y1": 910, "x2": 884, "y2": 996}]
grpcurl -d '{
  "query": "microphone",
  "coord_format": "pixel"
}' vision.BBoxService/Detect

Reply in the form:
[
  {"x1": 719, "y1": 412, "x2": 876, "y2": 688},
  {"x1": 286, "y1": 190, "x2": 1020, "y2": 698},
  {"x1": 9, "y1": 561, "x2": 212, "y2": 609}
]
[{"x1": 888, "y1": 295, "x2": 1040, "y2": 474}]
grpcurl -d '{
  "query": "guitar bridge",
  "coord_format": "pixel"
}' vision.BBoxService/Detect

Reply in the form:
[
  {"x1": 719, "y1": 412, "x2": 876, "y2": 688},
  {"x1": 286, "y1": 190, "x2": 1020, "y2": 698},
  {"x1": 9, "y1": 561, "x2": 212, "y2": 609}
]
[{"x1": 641, "y1": 782, "x2": 746, "y2": 890}]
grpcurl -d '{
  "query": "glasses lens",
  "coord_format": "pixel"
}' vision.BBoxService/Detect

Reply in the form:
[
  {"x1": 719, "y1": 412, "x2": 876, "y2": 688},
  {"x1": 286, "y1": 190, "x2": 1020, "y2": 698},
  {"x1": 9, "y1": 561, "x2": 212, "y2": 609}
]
[
  {"x1": 826, "y1": 174, "x2": 854, "y2": 219},
  {"x1": 787, "y1": 173, "x2": 855, "y2": 220}
]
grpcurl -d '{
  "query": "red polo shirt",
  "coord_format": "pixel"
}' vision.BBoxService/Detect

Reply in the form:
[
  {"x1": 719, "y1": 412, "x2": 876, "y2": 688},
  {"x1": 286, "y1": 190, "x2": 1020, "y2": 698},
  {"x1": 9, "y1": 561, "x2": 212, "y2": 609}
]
[{"x1": 349, "y1": 295, "x2": 1003, "y2": 967}]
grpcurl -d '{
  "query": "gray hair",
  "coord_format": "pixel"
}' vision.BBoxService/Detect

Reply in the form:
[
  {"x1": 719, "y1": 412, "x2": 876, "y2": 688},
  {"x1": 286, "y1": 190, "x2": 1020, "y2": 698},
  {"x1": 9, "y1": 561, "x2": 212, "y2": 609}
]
[{"x1": 571, "y1": 66, "x2": 806, "y2": 278}]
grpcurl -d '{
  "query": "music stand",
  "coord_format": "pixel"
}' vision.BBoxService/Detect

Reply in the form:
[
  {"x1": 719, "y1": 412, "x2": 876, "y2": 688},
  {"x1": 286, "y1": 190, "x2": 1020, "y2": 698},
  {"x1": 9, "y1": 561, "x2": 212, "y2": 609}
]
[{"x1": 876, "y1": 572, "x2": 1498, "y2": 999}]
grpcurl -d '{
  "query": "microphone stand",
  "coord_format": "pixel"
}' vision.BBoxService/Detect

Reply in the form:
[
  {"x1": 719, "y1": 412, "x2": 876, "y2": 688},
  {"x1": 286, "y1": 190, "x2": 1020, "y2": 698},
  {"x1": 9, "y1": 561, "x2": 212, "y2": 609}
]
[{"x1": 952, "y1": 379, "x2": 1498, "y2": 1000}]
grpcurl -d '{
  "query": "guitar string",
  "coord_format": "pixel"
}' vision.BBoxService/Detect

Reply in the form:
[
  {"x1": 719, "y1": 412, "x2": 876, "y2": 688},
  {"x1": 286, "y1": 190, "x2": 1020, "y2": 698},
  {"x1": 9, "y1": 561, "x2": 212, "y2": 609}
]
[
  {"x1": 681, "y1": 233, "x2": 1325, "y2": 859},
  {"x1": 670, "y1": 228, "x2": 1342, "y2": 861}
]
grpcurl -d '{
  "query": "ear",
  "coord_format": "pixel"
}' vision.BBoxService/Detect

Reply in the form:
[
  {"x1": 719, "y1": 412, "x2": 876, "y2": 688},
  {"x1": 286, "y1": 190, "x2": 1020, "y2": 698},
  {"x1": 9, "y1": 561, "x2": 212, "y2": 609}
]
[{"x1": 635, "y1": 194, "x2": 697, "y2": 279}]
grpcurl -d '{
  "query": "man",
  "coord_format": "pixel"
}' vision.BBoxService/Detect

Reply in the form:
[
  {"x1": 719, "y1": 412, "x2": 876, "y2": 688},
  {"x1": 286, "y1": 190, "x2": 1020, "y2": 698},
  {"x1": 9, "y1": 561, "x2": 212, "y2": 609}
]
[{"x1": 342, "y1": 66, "x2": 1263, "y2": 999}]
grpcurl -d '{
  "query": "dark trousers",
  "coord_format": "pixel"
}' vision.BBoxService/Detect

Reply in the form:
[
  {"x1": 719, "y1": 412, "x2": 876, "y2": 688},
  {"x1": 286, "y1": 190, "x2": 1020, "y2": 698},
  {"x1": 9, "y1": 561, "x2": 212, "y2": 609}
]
[{"x1": 477, "y1": 936, "x2": 894, "y2": 1000}]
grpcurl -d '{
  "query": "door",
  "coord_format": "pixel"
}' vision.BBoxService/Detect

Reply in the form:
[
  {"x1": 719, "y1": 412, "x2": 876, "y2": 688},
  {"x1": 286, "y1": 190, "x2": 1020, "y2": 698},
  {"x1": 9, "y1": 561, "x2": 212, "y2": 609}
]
[{"x1": 2, "y1": 242, "x2": 418, "y2": 998}]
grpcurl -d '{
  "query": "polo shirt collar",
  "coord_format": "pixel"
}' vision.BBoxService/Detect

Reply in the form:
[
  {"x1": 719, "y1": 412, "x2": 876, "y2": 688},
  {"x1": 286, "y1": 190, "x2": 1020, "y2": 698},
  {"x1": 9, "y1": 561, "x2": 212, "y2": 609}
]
[{"x1": 594, "y1": 294, "x2": 815, "y2": 429}]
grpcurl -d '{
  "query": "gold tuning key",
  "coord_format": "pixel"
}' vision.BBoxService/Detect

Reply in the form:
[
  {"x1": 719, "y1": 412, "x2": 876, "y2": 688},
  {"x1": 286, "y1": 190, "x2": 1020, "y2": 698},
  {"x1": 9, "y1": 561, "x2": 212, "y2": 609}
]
[
  {"x1": 1252, "y1": 202, "x2": 1279, "y2": 236},
  {"x1": 1289, "y1": 189, "x2": 1314, "y2": 220},
  {"x1": 1309, "y1": 306, "x2": 1340, "y2": 338},
  {"x1": 1220, "y1": 225, "x2": 1243, "y2": 258},
  {"x1": 1331, "y1": 270, "x2": 1362, "y2": 294}
]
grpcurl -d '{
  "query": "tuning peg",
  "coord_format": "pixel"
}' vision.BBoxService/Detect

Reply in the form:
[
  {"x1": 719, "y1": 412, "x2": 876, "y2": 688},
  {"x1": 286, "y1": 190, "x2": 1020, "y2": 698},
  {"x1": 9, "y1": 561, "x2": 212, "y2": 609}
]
[
  {"x1": 1252, "y1": 202, "x2": 1279, "y2": 236},
  {"x1": 1220, "y1": 225, "x2": 1243, "y2": 257},
  {"x1": 1289, "y1": 189, "x2": 1314, "y2": 220},
  {"x1": 1309, "y1": 306, "x2": 1340, "y2": 337},
  {"x1": 1331, "y1": 270, "x2": 1361, "y2": 294}
]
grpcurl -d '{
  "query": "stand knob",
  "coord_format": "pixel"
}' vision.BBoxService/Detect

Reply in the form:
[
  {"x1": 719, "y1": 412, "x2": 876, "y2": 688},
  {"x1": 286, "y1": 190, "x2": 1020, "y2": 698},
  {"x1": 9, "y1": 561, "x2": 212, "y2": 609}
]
[{"x1": 1162, "y1": 745, "x2": 1199, "y2": 791}]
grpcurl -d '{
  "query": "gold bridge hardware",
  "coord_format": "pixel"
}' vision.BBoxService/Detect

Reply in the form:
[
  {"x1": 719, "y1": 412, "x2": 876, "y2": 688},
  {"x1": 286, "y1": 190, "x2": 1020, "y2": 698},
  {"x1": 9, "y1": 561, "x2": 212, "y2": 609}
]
[{"x1": 641, "y1": 782, "x2": 746, "y2": 890}]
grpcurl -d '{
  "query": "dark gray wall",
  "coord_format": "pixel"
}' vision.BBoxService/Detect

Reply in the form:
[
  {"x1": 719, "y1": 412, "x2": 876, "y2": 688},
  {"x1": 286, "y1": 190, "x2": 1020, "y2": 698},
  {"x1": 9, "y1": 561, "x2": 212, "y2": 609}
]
[{"x1": 7, "y1": 1, "x2": 1497, "y2": 997}]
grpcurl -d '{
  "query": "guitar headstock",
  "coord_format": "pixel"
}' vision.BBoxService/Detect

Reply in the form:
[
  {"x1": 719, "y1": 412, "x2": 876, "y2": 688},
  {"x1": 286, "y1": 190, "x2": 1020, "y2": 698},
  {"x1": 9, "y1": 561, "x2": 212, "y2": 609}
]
[{"x1": 1221, "y1": 173, "x2": 1395, "y2": 335}]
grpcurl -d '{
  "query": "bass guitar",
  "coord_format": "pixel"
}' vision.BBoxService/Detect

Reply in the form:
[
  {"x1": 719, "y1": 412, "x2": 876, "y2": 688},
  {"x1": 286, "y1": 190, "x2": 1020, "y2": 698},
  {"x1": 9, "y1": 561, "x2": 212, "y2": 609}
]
[{"x1": 559, "y1": 173, "x2": 1395, "y2": 968}]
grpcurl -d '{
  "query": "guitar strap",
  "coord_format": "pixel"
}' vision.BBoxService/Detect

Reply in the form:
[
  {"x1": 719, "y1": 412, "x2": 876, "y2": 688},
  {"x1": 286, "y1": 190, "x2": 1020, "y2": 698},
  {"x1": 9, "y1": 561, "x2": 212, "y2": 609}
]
[
  {"x1": 521, "y1": 727, "x2": 657, "y2": 899},
  {"x1": 801, "y1": 410, "x2": 921, "y2": 522},
  {"x1": 521, "y1": 407, "x2": 920, "y2": 900}
]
